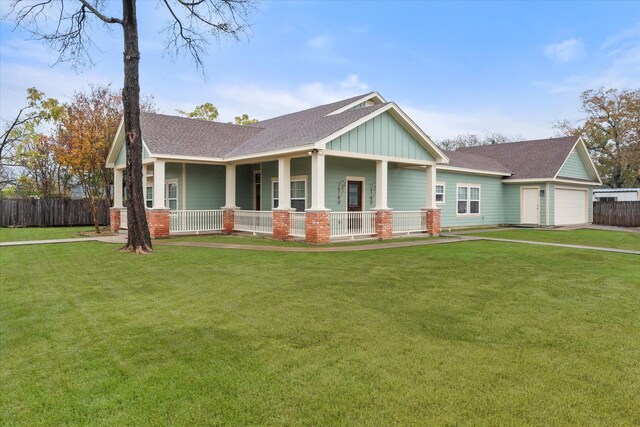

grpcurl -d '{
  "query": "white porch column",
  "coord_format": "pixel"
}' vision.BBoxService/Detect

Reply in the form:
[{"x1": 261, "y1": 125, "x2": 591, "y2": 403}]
[
  {"x1": 113, "y1": 168, "x2": 124, "y2": 208},
  {"x1": 142, "y1": 164, "x2": 147, "y2": 206},
  {"x1": 375, "y1": 160, "x2": 389, "y2": 209},
  {"x1": 277, "y1": 157, "x2": 291, "y2": 210},
  {"x1": 310, "y1": 151, "x2": 326, "y2": 210},
  {"x1": 153, "y1": 160, "x2": 166, "y2": 209},
  {"x1": 424, "y1": 164, "x2": 437, "y2": 209},
  {"x1": 224, "y1": 163, "x2": 237, "y2": 208}
]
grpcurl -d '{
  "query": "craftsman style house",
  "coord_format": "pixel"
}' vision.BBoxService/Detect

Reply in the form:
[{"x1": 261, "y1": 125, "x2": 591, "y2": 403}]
[{"x1": 106, "y1": 92, "x2": 601, "y2": 242}]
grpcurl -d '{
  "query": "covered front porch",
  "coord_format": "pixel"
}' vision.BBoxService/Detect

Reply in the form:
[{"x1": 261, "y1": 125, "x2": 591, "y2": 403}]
[{"x1": 110, "y1": 151, "x2": 441, "y2": 243}]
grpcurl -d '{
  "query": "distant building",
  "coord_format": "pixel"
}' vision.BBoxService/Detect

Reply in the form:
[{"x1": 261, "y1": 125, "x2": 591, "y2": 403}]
[{"x1": 593, "y1": 188, "x2": 640, "y2": 202}]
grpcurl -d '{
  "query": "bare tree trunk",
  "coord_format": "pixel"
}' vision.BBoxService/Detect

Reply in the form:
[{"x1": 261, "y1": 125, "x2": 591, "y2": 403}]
[{"x1": 121, "y1": 0, "x2": 152, "y2": 253}]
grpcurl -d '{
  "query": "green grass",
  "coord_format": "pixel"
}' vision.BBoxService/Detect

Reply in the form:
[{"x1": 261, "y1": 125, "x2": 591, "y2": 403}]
[
  {"x1": 1, "y1": 241, "x2": 639, "y2": 425},
  {"x1": 468, "y1": 228, "x2": 640, "y2": 251},
  {"x1": 0, "y1": 226, "x2": 103, "y2": 242},
  {"x1": 167, "y1": 233, "x2": 439, "y2": 247}
]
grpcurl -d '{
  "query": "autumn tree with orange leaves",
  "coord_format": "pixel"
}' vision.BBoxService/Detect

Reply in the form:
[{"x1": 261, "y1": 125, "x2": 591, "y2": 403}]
[{"x1": 55, "y1": 85, "x2": 155, "y2": 233}]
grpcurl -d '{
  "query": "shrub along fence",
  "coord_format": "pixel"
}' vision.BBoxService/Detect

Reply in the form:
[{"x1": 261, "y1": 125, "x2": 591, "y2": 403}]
[
  {"x1": 592, "y1": 201, "x2": 640, "y2": 227},
  {"x1": 0, "y1": 198, "x2": 110, "y2": 227}
]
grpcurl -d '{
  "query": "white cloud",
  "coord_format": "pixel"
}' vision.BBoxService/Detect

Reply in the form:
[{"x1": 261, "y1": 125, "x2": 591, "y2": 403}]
[
  {"x1": 535, "y1": 25, "x2": 640, "y2": 94},
  {"x1": 193, "y1": 74, "x2": 370, "y2": 122},
  {"x1": 307, "y1": 35, "x2": 329, "y2": 49},
  {"x1": 544, "y1": 39, "x2": 586, "y2": 63},
  {"x1": 403, "y1": 105, "x2": 551, "y2": 142},
  {"x1": 338, "y1": 74, "x2": 368, "y2": 91}
]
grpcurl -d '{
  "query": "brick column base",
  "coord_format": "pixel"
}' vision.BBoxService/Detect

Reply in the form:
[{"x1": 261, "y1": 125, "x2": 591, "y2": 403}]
[
  {"x1": 423, "y1": 208, "x2": 441, "y2": 236},
  {"x1": 223, "y1": 208, "x2": 236, "y2": 234},
  {"x1": 146, "y1": 209, "x2": 170, "y2": 238},
  {"x1": 305, "y1": 210, "x2": 331, "y2": 244},
  {"x1": 273, "y1": 209, "x2": 292, "y2": 241},
  {"x1": 375, "y1": 209, "x2": 393, "y2": 239},
  {"x1": 109, "y1": 207, "x2": 121, "y2": 232}
]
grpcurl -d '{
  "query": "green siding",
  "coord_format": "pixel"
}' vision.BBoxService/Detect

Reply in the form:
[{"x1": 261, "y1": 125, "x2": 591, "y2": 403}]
[
  {"x1": 548, "y1": 185, "x2": 555, "y2": 226},
  {"x1": 436, "y1": 171, "x2": 506, "y2": 228},
  {"x1": 185, "y1": 164, "x2": 225, "y2": 209},
  {"x1": 504, "y1": 183, "x2": 549, "y2": 225},
  {"x1": 235, "y1": 164, "x2": 258, "y2": 210},
  {"x1": 325, "y1": 157, "x2": 376, "y2": 212},
  {"x1": 387, "y1": 164, "x2": 426, "y2": 210},
  {"x1": 326, "y1": 112, "x2": 435, "y2": 161},
  {"x1": 559, "y1": 150, "x2": 590, "y2": 180}
]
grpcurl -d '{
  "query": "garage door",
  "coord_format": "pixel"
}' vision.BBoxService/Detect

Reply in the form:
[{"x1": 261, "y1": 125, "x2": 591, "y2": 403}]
[{"x1": 555, "y1": 188, "x2": 588, "y2": 225}]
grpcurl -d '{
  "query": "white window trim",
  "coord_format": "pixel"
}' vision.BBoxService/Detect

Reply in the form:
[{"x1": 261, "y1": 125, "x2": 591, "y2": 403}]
[
  {"x1": 435, "y1": 181, "x2": 445, "y2": 204},
  {"x1": 345, "y1": 176, "x2": 365, "y2": 212},
  {"x1": 272, "y1": 175, "x2": 308, "y2": 210},
  {"x1": 456, "y1": 183, "x2": 481, "y2": 216},
  {"x1": 165, "y1": 178, "x2": 179, "y2": 211}
]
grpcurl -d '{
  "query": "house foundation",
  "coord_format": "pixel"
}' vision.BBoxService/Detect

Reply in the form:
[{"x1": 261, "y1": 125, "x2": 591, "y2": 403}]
[{"x1": 222, "y1": 208, "x2": 236, "y2": 234}]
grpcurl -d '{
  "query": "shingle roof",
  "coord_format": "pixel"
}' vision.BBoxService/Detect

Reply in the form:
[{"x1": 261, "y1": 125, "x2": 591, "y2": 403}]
[
  {"x1": 455, "y1": 136, "x2": 581, "y2": 180},
  {"x1": 140, "y1": 113, "x2": 262, "y2": 158},
  {"x1": 140, "y1": 93, "x2": 376, "y2": 158},
  {"x1": 441, "y1": 149, "x2": 511, "y2": 175}
]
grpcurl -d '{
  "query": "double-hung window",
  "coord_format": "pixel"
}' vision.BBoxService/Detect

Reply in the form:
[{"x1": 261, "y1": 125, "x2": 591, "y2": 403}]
[
  {"x1": 435, "y1": 183, "x2": 445, "y2": 203},
  {"x1": 457, "y1": 184, "x2": 480, "y2": 215},
  {"x1": 146, "y1": 186, "x2": 153, "y2": 208},
  {"x1": 165, "y1": 180, "x2": 178, "y2": 210},
  {"x1": 273, "y1": 177, "x2": 307, "y2": 212}
]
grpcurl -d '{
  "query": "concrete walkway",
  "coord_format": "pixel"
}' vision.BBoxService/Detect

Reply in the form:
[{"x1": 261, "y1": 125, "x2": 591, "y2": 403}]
[
  {"x1": 154, "y1": 236, "x2": 478, "y2": 252},
  {"x1": 476, "y1": 236, "x2": 640, "y2": 255},
  {"x1": 0, "y1": 234, "x2": 126, "y2": 247}
]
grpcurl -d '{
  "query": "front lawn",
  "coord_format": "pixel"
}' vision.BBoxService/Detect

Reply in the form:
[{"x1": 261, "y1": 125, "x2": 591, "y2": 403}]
[
  {"x1": 1, "y1": 241, "x2": 638, "y2": 425},
  {"x1": 0, "y1": 226, "x2": 106, "y2": 243},
  {"x1": 468, "y1": 228, "x2": 640, "y2": 251}
]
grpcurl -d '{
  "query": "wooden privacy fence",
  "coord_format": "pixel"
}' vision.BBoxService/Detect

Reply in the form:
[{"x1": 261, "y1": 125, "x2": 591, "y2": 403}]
[
  {"x1": 592, "y1": 201, "x2": 640, "y2": 227},
  {"x1": 0, "y1": 198, "x2": 110, "y2": 227}
]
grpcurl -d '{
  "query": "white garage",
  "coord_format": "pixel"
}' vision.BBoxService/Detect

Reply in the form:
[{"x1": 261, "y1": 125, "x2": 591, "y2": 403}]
[{"x1": 555, "y1": 187, "x2": 588, "y2": 225}]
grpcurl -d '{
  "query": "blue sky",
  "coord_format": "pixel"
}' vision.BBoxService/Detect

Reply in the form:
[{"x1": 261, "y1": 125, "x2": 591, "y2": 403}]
[{"x1": 1, "y1": 1, "x2": 639, "y2": 141}]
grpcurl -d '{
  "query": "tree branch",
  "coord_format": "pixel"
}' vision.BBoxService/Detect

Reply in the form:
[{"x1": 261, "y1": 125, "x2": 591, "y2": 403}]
[{"x1": 78, "y1": 0, "x2": 122, "y2": 25}]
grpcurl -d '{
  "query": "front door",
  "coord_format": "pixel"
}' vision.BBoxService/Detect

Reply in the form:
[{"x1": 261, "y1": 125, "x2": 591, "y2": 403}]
[
  {"x1": 521, "y1": 187, "x2": 540, "y2": 224},
  {"x1": 347, "y1": 180, "x2": 363, "y2": 231},
  {"x1": 347, "y1": 180, "x2": 363, "y2": 212}
]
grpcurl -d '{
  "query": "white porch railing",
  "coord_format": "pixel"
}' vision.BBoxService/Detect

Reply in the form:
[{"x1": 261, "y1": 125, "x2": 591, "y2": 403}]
[
  {"x1": 120, "y1": 208, "x2": 128, "y2": 229},
  {"x1": 392, "y1": 211, "x2": 427, "y2": 234},
  {"x1": 330, "y1": 211, "x2": 376, "y2": 238},
  {"x1": 170, "y1": 209, "x2": 223, "y2": 233},
  {"x1": 234, "y1": 210, "x2": 273, "y2": 234},
  {"x1": 289, "y1": 212, "x2": 306, "y2": 237}
]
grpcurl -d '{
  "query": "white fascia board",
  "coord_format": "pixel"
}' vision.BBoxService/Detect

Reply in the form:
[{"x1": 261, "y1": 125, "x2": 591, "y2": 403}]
[
  {"x1": 153, "y1": 153, "x2": 226, "y2": 164},
  {"x1": 325, "y1": 92, "x2": 387, "y2": 116},
  {"x1": 105, "y1": 117, "x2": 125, "y2": 168},
  {"x1": 553, "y1": 136, "x2": 602, "y2": 184},
  {"x1": 223, "y1": 145, "x2": 316, "y2": 163},
  {"x1": 436, "y1": 165, "x2": 510, "y2": 177},
  {"x1": 386, "y1": 103, "x2": 449, "y2": 163},
  {"x1": 502, "y1": 178, "x2": 599, "y2": 185},
  {"x1": 322, "y1": 149, "x2": 435, "y2": 166},
  {"x1": 314, "y1": 103, "x2": 449, "y2": 163}
]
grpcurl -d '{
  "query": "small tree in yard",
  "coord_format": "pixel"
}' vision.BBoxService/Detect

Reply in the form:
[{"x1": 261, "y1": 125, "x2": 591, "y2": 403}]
[
  {"x1": 9, "y1": 0, "x2": 255, "y2": 253},
  {"x1": 55, "y1": 86, "x2": 123, "y2": 233}
]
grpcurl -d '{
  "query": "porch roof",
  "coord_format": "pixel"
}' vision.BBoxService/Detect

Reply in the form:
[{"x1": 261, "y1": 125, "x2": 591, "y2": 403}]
[{"x1": 139, "y1": 93, "x2": 384, "y2": 159}]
